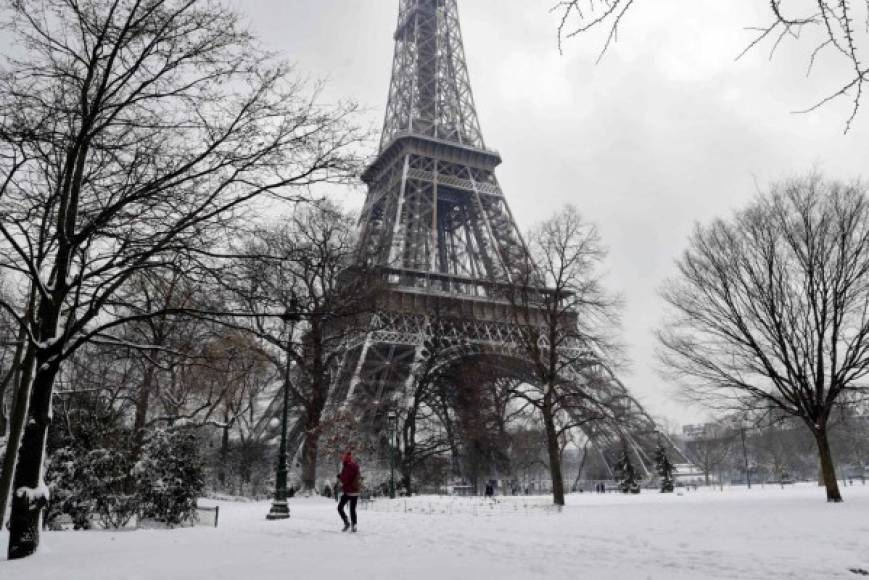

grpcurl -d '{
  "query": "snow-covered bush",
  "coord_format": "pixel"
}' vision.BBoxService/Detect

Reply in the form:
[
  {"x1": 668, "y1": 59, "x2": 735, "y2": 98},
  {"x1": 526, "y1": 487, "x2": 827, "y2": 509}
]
[
  {"x1": 136, "y1": 429, "x2": 204, "y2": 527},
  {"x1": 87, "y1": 447, "x2": 139, "y2": 529},
  {"x1": 45, "y1": 393, "x2": 137, "y2": 529},
  {"x1": 45, "y1": 446, "x2": 94, "y2": 529}
]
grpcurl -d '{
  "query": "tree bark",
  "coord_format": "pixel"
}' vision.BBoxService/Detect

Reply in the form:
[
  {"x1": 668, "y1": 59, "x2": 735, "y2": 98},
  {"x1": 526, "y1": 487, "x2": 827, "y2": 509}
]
[
  {"x1": 8, "y1": 353, "x2": 60, "y2": 560},
  {"x1": 401, "y1": 471, "x2": 412, "y2": 495},
  {"x1": 219, "y1": 414, "x2": 230, "y2": 490},
  {"x1": 300, "y1": 392, "x2": 326, "y2": 491},
  {"x1": 0, "y1": 346, "x2": 35, "y2": 529},
  {"x1": 542, "y1": 402, "x2": 565, "y2": 506},
  {"x1": 814, "y1": 429, "x2": 843, "y2": 502},
  {"x1": 0, "y1": 287, "x2": 36, "y2": 528},
  {"x1": 132, "y1": 365, "x2": 156, "y2": 454},
  {"x1": 300, "y1": 427, "x2": 321, "y2": 491},
  {"x1": 400, "y1": 438, "x2": 415, "y2": 496}
]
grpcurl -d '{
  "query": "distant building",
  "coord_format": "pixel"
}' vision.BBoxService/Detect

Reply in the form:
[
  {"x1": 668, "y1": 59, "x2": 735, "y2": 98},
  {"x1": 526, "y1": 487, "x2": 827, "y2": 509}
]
[{"x1": 682, "y1": 424, "x2": 708, "y2": 440}]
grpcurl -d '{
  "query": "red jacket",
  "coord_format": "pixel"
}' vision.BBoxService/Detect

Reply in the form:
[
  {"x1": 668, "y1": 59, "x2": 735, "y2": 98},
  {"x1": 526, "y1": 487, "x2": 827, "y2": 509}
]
[{"x1": 338, "y1": 460, "x2": 361, "y2": 495}]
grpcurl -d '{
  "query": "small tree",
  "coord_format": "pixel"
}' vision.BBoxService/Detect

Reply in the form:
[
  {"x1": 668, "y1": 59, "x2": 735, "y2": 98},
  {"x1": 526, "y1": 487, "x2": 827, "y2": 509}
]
[
  {"x1": 395, "y1": 321, "x2": 458, "y2": 494},
  {"x1": 654, "y1": 441, "x2": 675, "y2": 493},
  {"x1": 319, "y1": 409, "x2": 377, "y2": 473},
  {"x1": 507, "y1": 205, "x2": 622, "y2": 506},
  {"x1": 615, "y1": 443, "x2": 641, "y2": 494},
  {"x1": 684, "y1": 423, "x2": 735, "y2": 488}
]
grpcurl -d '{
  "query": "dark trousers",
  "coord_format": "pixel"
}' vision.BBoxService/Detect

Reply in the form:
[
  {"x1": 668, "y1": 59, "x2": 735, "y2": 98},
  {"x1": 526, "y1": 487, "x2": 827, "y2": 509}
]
[{"x1": 338, "y1": 494, "x2": 358, "y2": 525}]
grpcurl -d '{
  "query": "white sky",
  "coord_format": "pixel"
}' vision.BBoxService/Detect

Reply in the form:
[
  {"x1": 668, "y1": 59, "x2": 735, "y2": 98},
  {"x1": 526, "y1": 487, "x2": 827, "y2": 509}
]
[{"x1": 235, "y1": 0, "x2": 869, "y2": 428}]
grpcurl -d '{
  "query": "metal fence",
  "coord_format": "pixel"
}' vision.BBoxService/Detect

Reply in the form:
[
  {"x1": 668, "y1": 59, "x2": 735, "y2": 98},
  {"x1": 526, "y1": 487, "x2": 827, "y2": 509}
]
[{"x1": 194, "y1": 505, "x2": 220, "y2": 528}]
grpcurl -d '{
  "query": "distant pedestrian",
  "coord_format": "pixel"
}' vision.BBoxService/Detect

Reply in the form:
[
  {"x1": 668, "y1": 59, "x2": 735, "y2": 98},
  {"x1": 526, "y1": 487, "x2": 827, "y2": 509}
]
[
  {"x1": 484, "y1": 482, "x2": 494, "y2": 498},
  {"x1": 337, "y1": 451, "x2": 361, "y2": 532}
]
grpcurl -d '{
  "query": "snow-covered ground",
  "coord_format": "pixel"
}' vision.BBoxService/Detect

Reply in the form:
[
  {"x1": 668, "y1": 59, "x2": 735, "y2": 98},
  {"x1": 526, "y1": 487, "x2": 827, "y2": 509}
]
[{"x1": 3, "y1": 483, "x2": 868, "y2": 579}]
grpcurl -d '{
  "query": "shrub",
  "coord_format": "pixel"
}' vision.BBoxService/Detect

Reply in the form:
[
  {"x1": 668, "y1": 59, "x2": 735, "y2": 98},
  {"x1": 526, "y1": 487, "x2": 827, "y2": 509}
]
[{"x1": 136, "y1": 429, "x2": 204, "y2": 527}]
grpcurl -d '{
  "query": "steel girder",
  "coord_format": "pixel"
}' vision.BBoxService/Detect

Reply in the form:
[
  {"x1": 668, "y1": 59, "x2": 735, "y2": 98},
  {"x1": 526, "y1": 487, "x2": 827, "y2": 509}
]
[
  {"x1": 322, "y1": 309, "x2": 674, "y2": 476},
  {"x1": 382, "y1": 0, "x2": 484, "y2": 151}
]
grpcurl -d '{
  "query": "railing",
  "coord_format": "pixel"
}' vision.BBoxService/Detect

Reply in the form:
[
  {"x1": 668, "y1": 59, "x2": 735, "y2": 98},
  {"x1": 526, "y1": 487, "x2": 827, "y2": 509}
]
[
  {"x1": 383, "y1": 267, "x2": 505, "y2": 299},
  {"x1": 404, "y1": 167, "x2": 501, "y2": 195},
  {"x1": 195, "y1": 505, "x2": 220, "y2": 528}
]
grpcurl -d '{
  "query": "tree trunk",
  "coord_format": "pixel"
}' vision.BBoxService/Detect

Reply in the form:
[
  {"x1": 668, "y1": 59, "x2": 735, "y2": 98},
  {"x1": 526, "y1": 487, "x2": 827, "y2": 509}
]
[
  {"x1": 542, "y1": 404, "x2": 565, "y2": 506},
  {"x1": 0, "y1": 346, "x2": 35, "y2": 529},
  {"x1": 0, "y1": 288, "x2": 36, "y2": 528},
  {"x1": 301, "y1": 335, "x2": 327, "y2": 492},
  {"x1": 401, "y1": 470, "x2": 412, "y2": 496},
  {"x1": 8, "y1": 353, "x2": 60, "y2": 560},
  {"x1": 400, "y1": 441, "x2": 414, "y2": 496},
  {"x1": 300, "y1": 429, "x2": 320, "y2": 491},
  {"x1": 300, "y1": 396, "x2": 325, "y2": 491},
  {"x1": 132, "y1": 365, "x2": 156, "y2": 454},
  {"x1": 814, "y1": 428, "x2": 843, "y2": 502},
  {"x1": 219, "y1": 416, "x2": 230, "y2": 490}
]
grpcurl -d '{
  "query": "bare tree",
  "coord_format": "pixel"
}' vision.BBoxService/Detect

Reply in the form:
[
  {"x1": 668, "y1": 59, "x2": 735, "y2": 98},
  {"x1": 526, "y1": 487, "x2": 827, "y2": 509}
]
[
  {"x1": 751, "y1": 412, "x2": 804, "y2": 486},
  {"x1": 554, "y1": 1, "x2": 869, "y2": 130},
  {"x1": 394, "y1": 315, "x2": 460, "y2": 495},
  {"x1": 830, "y1": 399, "x2": 869, "y2": 483},
  {"x1": 0, "y1": 0, "x2": 361, "y2": 559},
  {"x1": 205, "y1": 333, "x2": 271, "y2": 495},
  {"x1": 683, "y1": 422, "x2": 736, "y2": 487},
  {"x1": 659, "y1": 175, "x2": 869, "y2": 502},
  {"x1": 113, "y1": 271, "x2": 274, "y2": 441},
  {"x1": 221, "y1": 201, "x2": 375, "y2": 492},
  {"x1": 507, "y1": 204, "x2": 621, "y2": 505},
  {"x1": 508, "y1": 425, "x2": 550, "y2": 491}
]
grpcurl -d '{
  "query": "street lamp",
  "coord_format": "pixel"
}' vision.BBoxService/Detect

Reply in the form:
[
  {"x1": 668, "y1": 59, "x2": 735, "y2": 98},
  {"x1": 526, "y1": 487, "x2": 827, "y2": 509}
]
[
  {"x1": 267, "y1": 298, "x2": 301, "y2": 520},
  {"x1": 387, "y1": 410, "x2": 398, "y2": 499}
]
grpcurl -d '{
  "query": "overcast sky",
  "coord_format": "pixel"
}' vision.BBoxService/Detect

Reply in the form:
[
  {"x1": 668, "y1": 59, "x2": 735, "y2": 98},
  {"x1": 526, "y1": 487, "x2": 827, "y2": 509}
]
[{"x1": 234, "y1": 0, "x2": 869, "y2": 429}]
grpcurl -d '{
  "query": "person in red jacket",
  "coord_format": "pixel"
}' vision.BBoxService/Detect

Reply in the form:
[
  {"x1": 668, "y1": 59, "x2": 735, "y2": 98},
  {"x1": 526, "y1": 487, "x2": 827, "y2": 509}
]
[{"x1": 337, "y1": 451, "x2": 361, "y2": 532}]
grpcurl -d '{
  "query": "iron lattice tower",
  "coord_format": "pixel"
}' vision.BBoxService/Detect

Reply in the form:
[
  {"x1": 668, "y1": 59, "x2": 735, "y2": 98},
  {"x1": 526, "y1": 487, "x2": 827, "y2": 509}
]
[
  {"x1": 317, "y1": 0, "x2": 682, "y2": 478},
  {"x1": 356, "y1": 0, "x2": 528, "y2": 290}
]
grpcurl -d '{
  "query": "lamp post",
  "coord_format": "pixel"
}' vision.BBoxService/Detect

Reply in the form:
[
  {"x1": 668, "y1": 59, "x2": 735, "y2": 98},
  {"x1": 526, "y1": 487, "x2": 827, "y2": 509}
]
[
  {"x1": 387, "y1": 410, "x2": 397, "y2": 499},
  {"x1": 267, "y1": 300, "x2": 301, "y2": 520}
]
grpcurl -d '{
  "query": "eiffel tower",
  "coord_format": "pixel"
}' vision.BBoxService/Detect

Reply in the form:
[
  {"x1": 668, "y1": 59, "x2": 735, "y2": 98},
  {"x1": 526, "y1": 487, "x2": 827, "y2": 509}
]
[{"x1": 319, "y1": 0, "x2": 683, "y2": 479}]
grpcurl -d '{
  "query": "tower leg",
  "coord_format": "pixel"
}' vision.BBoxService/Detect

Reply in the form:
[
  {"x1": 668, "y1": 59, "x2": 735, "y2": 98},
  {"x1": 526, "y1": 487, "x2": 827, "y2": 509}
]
[{"x1": 345, "y1": 337, "x2": 373, "y2": 405}]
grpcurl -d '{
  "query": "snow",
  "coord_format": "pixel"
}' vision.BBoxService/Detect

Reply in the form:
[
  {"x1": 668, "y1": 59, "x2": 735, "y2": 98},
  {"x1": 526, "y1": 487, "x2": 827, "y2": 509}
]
[
  {"x1": 14, "y1": 482, "x2": 49, "y2": 504},
  {"x1": 2, "y1": 483, "x2": 868, "y2": 579}
]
